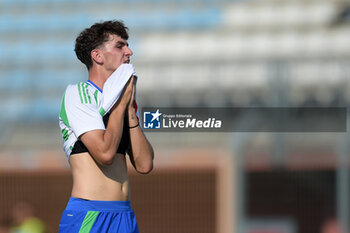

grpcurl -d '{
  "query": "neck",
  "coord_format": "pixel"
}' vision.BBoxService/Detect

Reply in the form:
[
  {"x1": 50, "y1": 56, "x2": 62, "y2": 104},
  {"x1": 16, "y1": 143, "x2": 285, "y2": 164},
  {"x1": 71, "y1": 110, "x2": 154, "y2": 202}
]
[{"x1": 88, "y1": 67, "x2": 113, "y2": 91}]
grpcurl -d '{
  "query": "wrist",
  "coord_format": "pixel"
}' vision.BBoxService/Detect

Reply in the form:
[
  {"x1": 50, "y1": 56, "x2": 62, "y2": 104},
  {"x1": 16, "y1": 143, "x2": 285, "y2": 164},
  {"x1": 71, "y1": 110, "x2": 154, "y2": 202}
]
[
  {"x1": 128, "y1": 108, "x2": 138, "y2": 123},
  {"x1": 128, "y1": 117, "x2": 139, "y2": 126},
  {"x1": 128, "y1": 106, "x2": 135, "y2": 113},
  {"x1": 129, "y1": 122, "x2": 139, "y2": 129}
]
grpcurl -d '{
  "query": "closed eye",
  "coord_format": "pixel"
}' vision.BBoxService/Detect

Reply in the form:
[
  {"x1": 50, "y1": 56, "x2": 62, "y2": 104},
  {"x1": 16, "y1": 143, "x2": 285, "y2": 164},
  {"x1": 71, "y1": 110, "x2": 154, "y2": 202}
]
[{"x1": 116, "y1": 41, "x2": 128, "y2": 49}]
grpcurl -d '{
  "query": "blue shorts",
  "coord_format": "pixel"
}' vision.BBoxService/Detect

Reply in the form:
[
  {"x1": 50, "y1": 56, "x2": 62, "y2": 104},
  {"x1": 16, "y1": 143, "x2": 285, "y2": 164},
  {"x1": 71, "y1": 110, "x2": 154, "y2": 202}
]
[{"x1": 59, "y1": 197, "x2": 139, "y2": 233}]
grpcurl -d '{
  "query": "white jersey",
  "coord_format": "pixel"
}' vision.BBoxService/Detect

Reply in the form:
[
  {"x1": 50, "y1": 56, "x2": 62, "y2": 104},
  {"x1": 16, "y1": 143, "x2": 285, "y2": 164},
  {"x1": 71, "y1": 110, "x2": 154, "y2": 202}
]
[
  {"x1": 59, "y1": 81, "x2": 105, "y2": 158},
  {"x1": 59, "y1": 64, "x2": 138, "y2": 158}
]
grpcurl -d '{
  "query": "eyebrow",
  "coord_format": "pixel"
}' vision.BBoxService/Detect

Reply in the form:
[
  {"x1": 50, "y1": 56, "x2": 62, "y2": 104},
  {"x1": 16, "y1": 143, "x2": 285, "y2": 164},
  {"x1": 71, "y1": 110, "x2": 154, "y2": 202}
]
[{"x1": 116, "y1": 41, "x2": 128, "y2": 47}]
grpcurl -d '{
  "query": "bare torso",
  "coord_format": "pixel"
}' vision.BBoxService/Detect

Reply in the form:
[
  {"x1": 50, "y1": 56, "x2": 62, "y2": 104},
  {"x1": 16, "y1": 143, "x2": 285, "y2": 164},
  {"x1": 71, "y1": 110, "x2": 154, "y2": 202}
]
[{"x1": 69, "y1": 152, "x2": 129, "y2": 201}]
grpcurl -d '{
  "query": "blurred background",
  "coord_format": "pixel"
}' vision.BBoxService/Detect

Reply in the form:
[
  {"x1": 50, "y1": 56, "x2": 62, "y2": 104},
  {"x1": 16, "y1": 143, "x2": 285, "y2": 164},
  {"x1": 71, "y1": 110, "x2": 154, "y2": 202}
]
[{"x1": 0, "y1": 0, "x2": 350, "y2": 232}]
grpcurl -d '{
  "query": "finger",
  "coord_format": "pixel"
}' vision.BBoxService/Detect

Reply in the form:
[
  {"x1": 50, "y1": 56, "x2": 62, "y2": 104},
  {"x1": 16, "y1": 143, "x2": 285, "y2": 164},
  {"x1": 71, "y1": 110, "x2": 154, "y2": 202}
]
[
  {"x1": 130, "y1": 82, "x2": 136, "y2": 101},
  {"x1": 129, "y1": 82, "x2": 136, "y2": 106},
  {"x1": 128, "y1": 76, "x2": 136, "y2": 89}
]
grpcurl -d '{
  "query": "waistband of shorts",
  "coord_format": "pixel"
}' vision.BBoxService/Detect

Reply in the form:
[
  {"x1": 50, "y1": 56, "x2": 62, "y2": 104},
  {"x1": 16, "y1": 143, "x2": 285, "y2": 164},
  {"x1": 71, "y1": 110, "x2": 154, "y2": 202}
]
[{"x1": 65, "y1": 197, "x2": 133, "y2": 211}]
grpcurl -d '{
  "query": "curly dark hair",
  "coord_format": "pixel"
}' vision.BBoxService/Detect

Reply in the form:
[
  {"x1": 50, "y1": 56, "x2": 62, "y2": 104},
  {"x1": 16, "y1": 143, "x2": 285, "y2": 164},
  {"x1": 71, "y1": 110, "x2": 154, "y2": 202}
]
[{"x1": 74, "y1": 20, "x2": 129, "y2": 70}]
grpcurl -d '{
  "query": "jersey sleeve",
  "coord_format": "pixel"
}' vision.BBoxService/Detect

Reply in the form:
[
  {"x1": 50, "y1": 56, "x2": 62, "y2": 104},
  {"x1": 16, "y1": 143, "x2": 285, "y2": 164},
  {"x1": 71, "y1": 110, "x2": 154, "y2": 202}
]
[{"x1": 64, "y1": 84, "x2": 105, "y2": 138}]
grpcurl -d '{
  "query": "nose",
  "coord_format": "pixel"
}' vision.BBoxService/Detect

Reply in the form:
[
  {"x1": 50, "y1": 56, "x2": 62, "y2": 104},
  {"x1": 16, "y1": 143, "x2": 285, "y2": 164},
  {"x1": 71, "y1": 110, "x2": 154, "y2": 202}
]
[{"x1": 125, "y1": 46, "x2": 133, "y2": 56}]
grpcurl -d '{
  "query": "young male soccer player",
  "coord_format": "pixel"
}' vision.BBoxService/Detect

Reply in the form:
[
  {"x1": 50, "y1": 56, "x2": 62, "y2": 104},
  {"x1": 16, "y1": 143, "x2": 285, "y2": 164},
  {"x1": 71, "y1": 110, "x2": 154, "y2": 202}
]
[{"x1": 58, "y1": 20, "x2": 154, "y2": 233}]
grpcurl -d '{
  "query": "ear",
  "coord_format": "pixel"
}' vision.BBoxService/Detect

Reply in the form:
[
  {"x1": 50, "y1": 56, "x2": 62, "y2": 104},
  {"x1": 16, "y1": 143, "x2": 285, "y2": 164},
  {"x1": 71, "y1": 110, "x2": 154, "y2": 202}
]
[{"x1": 91, "y1": 49, "x2": 103, "y2": 65}]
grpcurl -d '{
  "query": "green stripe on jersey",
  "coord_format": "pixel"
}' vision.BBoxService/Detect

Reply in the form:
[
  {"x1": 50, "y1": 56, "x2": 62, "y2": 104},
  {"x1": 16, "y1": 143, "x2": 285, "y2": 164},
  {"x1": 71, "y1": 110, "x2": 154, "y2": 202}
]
[
  {"x1": 99, "y1": 107, "x2": 106, "y2": 116},
  {"x1": 59, "y1": 93, "x2": 70, "y2": 127},
  {"x1": 85, "y1": 83, "x2": 92, "y2": 104},
  {"x1": 61, "y1": 129, "x2": 69, "y2": 141},
  {"x1": 81, "y1": 83, "x2": 88, "y2": 104},
  {"x1": 78, "y1": 211, "x2": 99, "y2": 233},
  {"x1": 78, "y1": 83, "x2": 84, "y2": 103},
  {"x1": 94, "y1": 90, "x2": 98, "y2": 105}
]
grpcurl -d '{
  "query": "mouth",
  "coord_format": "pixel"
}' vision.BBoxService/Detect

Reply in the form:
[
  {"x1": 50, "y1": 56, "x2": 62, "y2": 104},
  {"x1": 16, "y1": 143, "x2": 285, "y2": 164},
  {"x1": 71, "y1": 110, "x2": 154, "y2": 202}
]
[{"x1": 124, "y1": 60, "x2": 130, "y2": 64}]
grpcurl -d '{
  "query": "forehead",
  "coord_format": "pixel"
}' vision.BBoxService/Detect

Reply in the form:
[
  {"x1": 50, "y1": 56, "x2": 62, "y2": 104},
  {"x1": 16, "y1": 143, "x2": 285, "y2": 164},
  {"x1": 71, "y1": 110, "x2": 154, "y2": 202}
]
[{"x1": 105, "y1": 34, "x2": 127, "y2": 44}]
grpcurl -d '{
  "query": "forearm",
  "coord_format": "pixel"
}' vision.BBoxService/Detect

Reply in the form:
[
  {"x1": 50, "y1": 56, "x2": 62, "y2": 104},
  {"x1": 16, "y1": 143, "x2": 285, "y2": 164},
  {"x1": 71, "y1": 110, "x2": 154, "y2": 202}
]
[
  {"x1": 128, "y1": 109, "x2": 154, "y2": 173},
  {"x1": 101, "y1": 107, "x2": 125, "y2": 156},
  {"x1": 80, "y1": 105, "x2": 126, "y2": 165}
]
